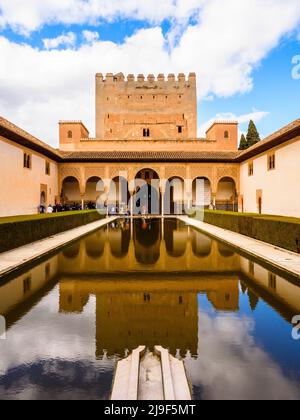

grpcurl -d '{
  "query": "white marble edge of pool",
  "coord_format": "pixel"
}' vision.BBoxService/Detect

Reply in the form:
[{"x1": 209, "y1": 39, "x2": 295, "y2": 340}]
[
  {"x1": 0, "y1": 216, "x2": 118, "y2": 277},
  {"x1": 178, "y1": 216, "x2": 300, "y2": 280}
]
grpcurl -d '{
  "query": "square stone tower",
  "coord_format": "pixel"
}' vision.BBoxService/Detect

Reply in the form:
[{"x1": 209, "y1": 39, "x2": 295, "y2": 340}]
[{"x1": 95, "y1": 72, "x2": 197, "y2": 140}]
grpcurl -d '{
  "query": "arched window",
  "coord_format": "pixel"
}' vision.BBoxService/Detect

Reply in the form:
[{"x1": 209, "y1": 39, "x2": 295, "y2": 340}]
[
  {"x1": 67, "y1": 130, "x2": 73, "y2": 139},
  {"x1": 224, "y1": 131, "x2": 229, "y2": 139}
]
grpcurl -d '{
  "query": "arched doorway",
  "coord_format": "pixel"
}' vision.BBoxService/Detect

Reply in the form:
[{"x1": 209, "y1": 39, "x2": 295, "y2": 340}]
[
  {"x1": 216, "y1": 177, "x2": 238, "y2": 211},
  {"x1": 134, "y1": 169, "x2": 161, "y2": 215},
  {"x1": 192, "y1": 177, "x2": 212, "y2": 209},
  {"x1": 85, "y1": 177, "x2": 104, "y2": 209},
  {"x1": 164, "y1": 177, "x2": 185, "y2": 215},
  {"x1": 108, "y1": 177, "x2": 130, "y2": 214},
  {"x1": 61, "y1": 177, "x2": 81, "y2": 207}
]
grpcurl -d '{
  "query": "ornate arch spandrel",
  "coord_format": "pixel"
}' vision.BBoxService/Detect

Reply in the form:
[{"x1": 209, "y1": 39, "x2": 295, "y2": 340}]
[
  {"x1": 165, "y1": 166, "x2": 186, "y2": 180},
  {"x1": 109, "y1": 166, "x2": 130, "y2": 180},
  {"x1": 190, "y1": 167, "x2": 214, "y2": 186},
  {"x1": 216, "y1": 166, "x2": 239, "y2": 188},
  {"x1": 59, "y1": 167, "x2": 83, "y2": 193},
  {"x1": 85, "y1": 167, "x2": 106, "y2": 183}
]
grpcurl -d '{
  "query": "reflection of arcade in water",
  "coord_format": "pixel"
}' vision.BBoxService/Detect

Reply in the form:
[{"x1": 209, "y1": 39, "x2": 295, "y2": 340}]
[
  {"x1": 2, "y1": 218, "x2": 300, "y2": 362},
  {"x1": 58, "y1": 219, "x2": 241, "y2": 273}
]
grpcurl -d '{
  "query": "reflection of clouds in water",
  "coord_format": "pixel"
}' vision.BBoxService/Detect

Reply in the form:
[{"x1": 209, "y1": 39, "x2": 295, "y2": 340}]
[
  {"x1": 185, "y1": 312, "x2": 300, "y2": 400},
  {"x1": 0, "y1": 287, "x2": 116, "y2": 376}
]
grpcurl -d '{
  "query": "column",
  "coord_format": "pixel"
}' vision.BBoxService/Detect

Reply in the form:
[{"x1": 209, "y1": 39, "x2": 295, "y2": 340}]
[
  {"x1": 160, "y1": 179, "x2": 166, "y2": 218},
  {"x1": 80, "y1": 194, "x2": 85, "y2": 211}
]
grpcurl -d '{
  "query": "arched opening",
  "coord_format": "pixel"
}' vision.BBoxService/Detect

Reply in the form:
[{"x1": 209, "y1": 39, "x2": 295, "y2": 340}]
[
  {"x1": 134, "y1": 219, "x2": 160, "y2": 264},
  {"x1": 85, "y1": 230, "x2": 106, "y2": 259},
  {"x1": 164, "y1": 219, "x2": 187, "y2": 257},
  {"x1": 62, "y1": 242, "x2": 80, "y2": 259},
  {"x1": 61, "y1": 176, "x2": 81, "y2": 207},
  {"x1": 108, "y1": 177, "x2": 130, "y2": 214},
  {"x1": 134, "y1": 169, "x2": 161, "y2": 215},
  {"x1": 192, "y1": 177, "x2": 212, "y2": 209},
  {"x1": 216, "y1": 177, "x2": 238, "y2": 212},
  {"x1": 218, "y1": 243, "x2": 235, "y2": 258},
  {"x1": 164, "y1": 177, "x2": 185, "y2": 215},
  {"x1": 108, "y1": 221, "x2": 131, "y2": 258},
  {"x1": 68, "y1": 130, "x2": 73, "y2": 139},
  {"x1": 191, "y1": 231, "x2": 212, "y2": 257},
  {"x1": 224, "y1": 131, "x2": 229, "y2": 139},
  {"x1": 85, "y1": 177, "x2": 105, "y2": 210}
]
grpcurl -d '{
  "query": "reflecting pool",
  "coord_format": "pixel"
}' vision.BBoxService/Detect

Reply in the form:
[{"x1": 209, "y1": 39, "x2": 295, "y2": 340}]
[{"x1": 0, "y1": 218, "x2": 300, "y2": 400}]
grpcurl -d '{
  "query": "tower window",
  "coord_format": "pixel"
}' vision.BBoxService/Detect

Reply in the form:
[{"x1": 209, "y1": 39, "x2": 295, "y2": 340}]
[
  {"x1": 67, "y1": 130, "x2": 73, "y2": 139},
  {"x1": 178, "y1": 126, "x2": 183, "y2": 134},
  {"x1": 143, "y1": 128, "x2": 150, "y2": 138},
  {"x1": 224, "y1": 131, "x2": 229, "y2": 139}
]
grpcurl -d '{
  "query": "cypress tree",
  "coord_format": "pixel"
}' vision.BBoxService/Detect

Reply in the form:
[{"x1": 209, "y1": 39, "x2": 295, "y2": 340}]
[
  {"x1": 248, "y1": 289, "x2": 259, "y2": 312},
  {"x1": 246, "y1": 120, "x2": 261, "y2": 148},
  {"x1": 239, "y1": 134, "x2": 247, "y2": 150}
]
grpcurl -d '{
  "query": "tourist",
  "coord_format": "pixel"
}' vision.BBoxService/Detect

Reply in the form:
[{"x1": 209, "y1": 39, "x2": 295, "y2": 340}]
[{"x1": 47, "y1": 204, "x2": 54, "y2": 214}]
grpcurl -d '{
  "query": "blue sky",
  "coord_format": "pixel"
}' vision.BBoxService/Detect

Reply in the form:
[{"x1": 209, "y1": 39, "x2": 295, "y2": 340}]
[{"x1": 0, "y1": 0, "x2": 300, "y2": 146}]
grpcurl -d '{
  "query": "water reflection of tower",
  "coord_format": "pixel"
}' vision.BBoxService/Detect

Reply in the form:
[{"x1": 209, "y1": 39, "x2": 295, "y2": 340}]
[{"x1": 95, "y1": 290, "x2": 198, "y2": 359}]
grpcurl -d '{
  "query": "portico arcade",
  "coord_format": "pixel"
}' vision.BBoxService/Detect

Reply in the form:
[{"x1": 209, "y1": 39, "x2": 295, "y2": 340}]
[{"x1": 59, "y1": 163, "x2": 240, "y2": 214}]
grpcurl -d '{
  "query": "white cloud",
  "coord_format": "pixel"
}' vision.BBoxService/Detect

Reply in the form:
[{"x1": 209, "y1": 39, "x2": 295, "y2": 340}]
[
  {"x1": 0, "y1": 0, "x2": 201, "y2": 34},
  {"x1": 184, "y1": 312, "x2": 300, "y2": 400},
  {"x1": 198, "y1": 110, "x2": 270, "y2": 137},
  {"x1": 82, "y1": 30, "x2": 99, "y2": 44},
  {"x1": 43, "y1": 32, "x2": 76, "y2": 50},
  {"x1": 0, "y1": 0, "x2": 299, "y2": 145}
]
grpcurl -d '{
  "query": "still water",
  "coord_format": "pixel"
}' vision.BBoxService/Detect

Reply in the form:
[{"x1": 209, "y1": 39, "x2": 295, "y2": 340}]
[{"x1": 0, "y1": 218, "x2": 300, "y2": 400}]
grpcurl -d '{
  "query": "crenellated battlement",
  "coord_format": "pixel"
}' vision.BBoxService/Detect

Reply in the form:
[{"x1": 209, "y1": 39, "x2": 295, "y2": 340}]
[
  {"x1": 96, "y1": 72, "x2": 196, "y2": 83},
  {"x1": 95, "y1": 71, "x2": 197, "y2": 139}
]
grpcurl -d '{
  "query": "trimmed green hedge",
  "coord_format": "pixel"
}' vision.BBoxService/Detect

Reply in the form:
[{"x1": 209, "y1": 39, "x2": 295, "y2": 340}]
[
  {"x1": 0, "y1": 210, "x2": 106, "y2": 253},
  {"x1": 192, "y1": 209, "x2": 300, "y2": 253}
]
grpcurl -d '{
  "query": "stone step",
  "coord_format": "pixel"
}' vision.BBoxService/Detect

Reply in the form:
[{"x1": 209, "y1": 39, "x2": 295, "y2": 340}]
[{"x1": 111, "y1": 346, "x2": 191, "y2": 400}]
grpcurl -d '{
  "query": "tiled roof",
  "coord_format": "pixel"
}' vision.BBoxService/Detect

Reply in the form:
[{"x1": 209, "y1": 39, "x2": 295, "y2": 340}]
[
  {"x1": 0, "y1": 116, "x2": 61, "y2": 161},
  {"x1": 1, "y1": 114, "x2": 300, "y2": 164},
  {"x1": 237, "y1": 118, "x2": 300, "y2": 162},
  {"x1": 60, "y1": 150, "x2": 240, "y2": 162}
]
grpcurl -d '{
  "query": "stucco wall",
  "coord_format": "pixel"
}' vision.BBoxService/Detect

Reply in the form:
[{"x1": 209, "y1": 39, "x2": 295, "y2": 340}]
[
  {"x1": 0, "y1": 137, "x2": 58, "y2": 216},
  {"x1": 240, "y1": 137, "x2": 300, "y2": 217}
]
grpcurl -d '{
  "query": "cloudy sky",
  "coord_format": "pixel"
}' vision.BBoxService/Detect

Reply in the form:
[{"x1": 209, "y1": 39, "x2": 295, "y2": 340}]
[{"x1": 0, "y1": 0, "x2": 300, "y2": 147}]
